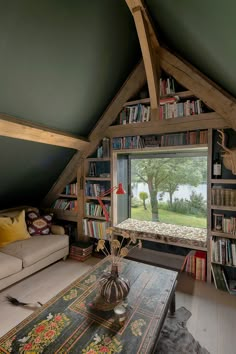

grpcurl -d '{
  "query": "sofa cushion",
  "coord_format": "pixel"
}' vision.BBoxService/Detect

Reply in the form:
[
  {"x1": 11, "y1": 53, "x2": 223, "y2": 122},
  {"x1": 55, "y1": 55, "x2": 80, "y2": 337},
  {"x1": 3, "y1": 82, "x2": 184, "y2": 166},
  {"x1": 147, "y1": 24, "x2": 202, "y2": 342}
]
[
  {"x1": 0, "y1": 210, "x2": 31, "y2": 248},
  {"x1": 0, "y1": 235, "x2": 69, "y2": 267},
  {"x1": 0, "y1": 252, "x2": 22, "y2": 280},
  {"x1": 26, "y1": 210, "x2": 53, "y2": 236}
]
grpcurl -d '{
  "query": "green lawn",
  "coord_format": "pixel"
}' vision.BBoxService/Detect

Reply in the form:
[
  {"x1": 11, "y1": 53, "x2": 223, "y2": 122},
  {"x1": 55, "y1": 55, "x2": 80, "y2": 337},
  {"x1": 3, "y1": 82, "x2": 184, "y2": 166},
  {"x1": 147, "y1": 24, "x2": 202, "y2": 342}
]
[{"x1": 131, "y1": 206, "x2": 206, "y2": 228}]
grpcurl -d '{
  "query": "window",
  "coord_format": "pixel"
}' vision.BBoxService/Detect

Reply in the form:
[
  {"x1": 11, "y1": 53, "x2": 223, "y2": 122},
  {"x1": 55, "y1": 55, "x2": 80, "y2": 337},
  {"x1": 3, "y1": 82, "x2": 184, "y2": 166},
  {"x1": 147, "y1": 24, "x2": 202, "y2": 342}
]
[{"x1": 129, "y1": 150, "x2": 207, "y2": 229}]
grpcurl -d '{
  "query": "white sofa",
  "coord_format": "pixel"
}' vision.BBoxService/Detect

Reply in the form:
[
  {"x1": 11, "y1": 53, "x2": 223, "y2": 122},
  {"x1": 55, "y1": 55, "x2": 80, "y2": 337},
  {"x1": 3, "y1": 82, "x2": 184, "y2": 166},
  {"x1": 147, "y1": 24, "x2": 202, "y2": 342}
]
[{"x1": 0, "y1": 207, "x2": 69, "y2": 291}]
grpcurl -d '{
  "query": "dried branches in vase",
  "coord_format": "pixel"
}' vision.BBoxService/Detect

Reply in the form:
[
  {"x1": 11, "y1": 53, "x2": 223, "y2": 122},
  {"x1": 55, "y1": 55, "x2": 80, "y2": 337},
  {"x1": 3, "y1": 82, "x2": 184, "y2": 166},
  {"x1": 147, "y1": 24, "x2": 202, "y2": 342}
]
[
  {"x1": 96, "y1": 227, "x2": 142, "y2": 304},
  {"x1": 96, "y1": 227, "x2": 142, "y2": 265}
]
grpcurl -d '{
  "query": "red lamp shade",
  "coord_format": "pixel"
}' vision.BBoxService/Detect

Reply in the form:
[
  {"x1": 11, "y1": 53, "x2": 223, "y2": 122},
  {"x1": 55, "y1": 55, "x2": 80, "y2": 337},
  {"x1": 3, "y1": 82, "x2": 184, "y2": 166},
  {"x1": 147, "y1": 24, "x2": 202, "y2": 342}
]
[{"x1": 116, "y1": 183, "x2": 126, "y2": 195}]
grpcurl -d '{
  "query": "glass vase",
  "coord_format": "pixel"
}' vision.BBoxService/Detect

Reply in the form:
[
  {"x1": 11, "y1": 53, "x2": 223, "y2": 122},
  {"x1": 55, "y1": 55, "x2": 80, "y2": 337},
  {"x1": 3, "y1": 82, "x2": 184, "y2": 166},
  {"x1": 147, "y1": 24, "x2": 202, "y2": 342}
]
[{"x1": 100, "y1": 263, "x2": 130, "y2": 304}]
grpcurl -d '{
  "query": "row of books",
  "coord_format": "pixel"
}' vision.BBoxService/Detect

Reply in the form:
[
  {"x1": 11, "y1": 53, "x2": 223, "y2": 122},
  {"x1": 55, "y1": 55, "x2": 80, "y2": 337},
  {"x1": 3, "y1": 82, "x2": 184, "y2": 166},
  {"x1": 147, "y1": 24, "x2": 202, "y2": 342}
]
[
  {"x1": 88, "y1": 161, "x2": 110, "y2": 178},
  {"x1": 118, "y1": 104, "x2": 151, "y2": 124},
  {"x1": 160, "y1": 77, "x2": 176, "y2": 96},
  {"x1": 212, "y1": 237, "x2": 236, "y2": 266},
  {"x1": 182, "y1": 250, "x2": 207, "y2": 281},
  {"x1": 159, "y1": 99, "x2": 204, "y2": 120},
  {"x1": 82, "y1": 218, "x2": 110, "y2": 239},
  {"x1": 97, "y1": 137, "x2": 110, "y2": 158},
  {"x1": 211, "y1": 264, "x2": 236, "y2": 294},
  {"x1": 52, "y1": 199, "x2": 78, "y2": 211},
  {"x1": 85, "y1": 202, "x2": 111, "y2": 218},
  {"x1": 117, "y1": 98, "x2": 204, "y2": 124},
  {"x1": 213, "y1": 214, "x2": 236, "y2": 235},
  {"x1": 63, "y1": 182, "x2": 77, "y2": 196},
  {"x1": 112, "y1": 130, "x2": 208, "y2": 150},
  {"x1": 222, "y1": 217, "x2": 236, "y2": 234},
  {"x1": 211, "y1": 188, "x2": 236, "y2": 207},
  {"x1": 112, "y1": 136, "x2": 143, "y2": 150},
  {"x1": 85, "y1": 183, "x2": 108, "y2": 197}
]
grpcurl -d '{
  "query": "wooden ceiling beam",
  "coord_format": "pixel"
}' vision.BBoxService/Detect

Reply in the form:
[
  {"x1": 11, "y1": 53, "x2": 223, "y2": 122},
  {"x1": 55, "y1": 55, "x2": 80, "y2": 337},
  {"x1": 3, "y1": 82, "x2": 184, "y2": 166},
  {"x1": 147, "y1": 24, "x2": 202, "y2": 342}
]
[
  {"x1": 125, "y1": 0, "x2": 159, "y2": 50},
  {"x1": 42, "y1": 59, "x2": 146, "y2": 207},
  {"x1": 0, "y1": 114, "x2": 89, "y2": 150},
  {"x1": 126, "y1": 0, "x2": 160, "y2": 120}
]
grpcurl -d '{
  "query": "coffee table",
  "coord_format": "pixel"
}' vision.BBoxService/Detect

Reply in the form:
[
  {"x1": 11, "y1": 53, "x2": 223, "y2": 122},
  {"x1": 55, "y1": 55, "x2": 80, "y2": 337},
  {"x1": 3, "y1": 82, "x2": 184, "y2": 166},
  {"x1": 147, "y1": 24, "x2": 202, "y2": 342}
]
[{"x1": 0, "y1": 257, "x2": 177, "y2": 354}]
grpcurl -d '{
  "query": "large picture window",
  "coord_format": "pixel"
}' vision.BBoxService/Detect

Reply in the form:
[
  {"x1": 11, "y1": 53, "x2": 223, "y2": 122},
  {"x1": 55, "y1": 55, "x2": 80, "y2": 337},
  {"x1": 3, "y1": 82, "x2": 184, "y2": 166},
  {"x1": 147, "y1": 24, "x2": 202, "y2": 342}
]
[{"x1": 129, "y1": 150, "x2": 207, "y2": 229}]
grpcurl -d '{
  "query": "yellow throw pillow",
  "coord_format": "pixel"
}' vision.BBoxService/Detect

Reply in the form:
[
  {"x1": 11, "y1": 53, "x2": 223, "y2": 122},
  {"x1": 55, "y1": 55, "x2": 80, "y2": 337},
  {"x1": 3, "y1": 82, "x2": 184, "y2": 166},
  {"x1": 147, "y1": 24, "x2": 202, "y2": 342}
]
[{"x1": 0, "y1": 210, "x2": 31, "y2": 247}]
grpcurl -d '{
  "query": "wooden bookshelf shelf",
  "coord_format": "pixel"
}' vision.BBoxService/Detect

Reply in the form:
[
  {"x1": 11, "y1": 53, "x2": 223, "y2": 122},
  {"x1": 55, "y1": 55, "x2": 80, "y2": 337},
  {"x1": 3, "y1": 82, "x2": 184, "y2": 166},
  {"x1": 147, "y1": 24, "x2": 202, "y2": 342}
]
[
  {"x1": 211, "y1": 261, "x2": 236, "y2": 268},
  {"x1": 211, "y1": 179, "x2": 236, "y2": 184},
  {"x1": 86, "y1": 157, "x2": 111, "y2": 162},
  {"x1": 85, "y1": 196, "x2": 111, "y2": 201},
  {"x1": 108, "y1": 112, "x2": 225, "y2": 138},
  {"x1": 123, "y1": 91, "x2": 194, "y2": 107},
  {"x1": 85, "y1": 177, "x2": 111, "y2": 181},
  {"x1": 211, "y1": 231, "x2": 236, "y2": 239},
  {"x1": 112, "y1": 144, "x2": 208, "y2": 154},
  {"x1": 58, "y1": 194, "x2": 77, "y2": 198},
  {"x1": 51, "y1": 209, "x2": 78, "y2": 222},
  {"x1": 211, "y1": 205, "x2": 236, "y2": 211},
  {"x1": 84, "y1": 215, "x2": 108, "y2": 221}
]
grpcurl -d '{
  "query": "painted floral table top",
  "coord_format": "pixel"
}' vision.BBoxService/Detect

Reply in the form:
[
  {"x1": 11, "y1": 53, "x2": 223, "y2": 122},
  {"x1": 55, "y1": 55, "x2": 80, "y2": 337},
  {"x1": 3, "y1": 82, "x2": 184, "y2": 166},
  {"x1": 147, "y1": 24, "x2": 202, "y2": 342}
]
[
  {"x1": 114, "y1": 218, "x2": 207, "y2": 249},
  {"x1": 0, "y1": 257, "x2": 177, "y2": 354}
]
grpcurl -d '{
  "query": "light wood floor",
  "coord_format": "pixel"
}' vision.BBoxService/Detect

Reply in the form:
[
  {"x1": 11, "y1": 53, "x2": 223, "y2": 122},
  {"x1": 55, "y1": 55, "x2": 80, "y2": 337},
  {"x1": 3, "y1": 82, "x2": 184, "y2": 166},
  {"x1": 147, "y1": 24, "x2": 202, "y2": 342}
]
[{"x1": 0, "y1": 257, "x2": 236, "y2": 354}]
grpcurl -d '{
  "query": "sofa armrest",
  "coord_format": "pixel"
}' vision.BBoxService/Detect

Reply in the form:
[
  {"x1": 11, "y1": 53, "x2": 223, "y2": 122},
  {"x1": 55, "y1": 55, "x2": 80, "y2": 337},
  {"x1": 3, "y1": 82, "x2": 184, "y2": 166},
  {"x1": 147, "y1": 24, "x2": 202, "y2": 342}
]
[{"x1": 51, "y1": 225, "x2": 65, "y2": 235}]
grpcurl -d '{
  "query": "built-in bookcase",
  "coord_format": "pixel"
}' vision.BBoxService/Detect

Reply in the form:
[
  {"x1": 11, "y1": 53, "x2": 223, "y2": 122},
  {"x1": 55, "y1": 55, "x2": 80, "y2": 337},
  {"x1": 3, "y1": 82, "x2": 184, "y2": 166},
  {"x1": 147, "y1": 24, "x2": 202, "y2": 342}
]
[
  {"x1": 209, "y1": 129, "x2": 236, "y2": 293},
  {"x1": 82, "y1": 138, "x2": 112, "y2": 241},
  {"x1": 51, "y1": 180, "x2": 78, "y2": 222}
]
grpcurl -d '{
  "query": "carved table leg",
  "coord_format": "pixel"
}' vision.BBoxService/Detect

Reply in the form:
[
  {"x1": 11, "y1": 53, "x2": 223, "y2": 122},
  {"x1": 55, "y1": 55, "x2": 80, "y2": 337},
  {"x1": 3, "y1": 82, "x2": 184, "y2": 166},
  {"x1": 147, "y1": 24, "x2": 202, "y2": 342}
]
[{"x1": 169, "y1": 292, "x2": 176, "y2": 317}]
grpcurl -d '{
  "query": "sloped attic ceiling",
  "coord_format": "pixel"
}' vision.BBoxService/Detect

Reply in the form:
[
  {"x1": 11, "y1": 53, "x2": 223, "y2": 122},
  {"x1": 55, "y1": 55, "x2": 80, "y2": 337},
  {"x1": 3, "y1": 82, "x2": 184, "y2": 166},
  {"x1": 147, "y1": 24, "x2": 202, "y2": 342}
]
[
  {"x1": 146, "y1": 0, "x2": 236, "y2": 98},
  {"x1": 1, "y1": 0, "x2": 236, "y2": 210},
  {"x1": 0, "y1": 0, "x2": 141, "y2": 209}
]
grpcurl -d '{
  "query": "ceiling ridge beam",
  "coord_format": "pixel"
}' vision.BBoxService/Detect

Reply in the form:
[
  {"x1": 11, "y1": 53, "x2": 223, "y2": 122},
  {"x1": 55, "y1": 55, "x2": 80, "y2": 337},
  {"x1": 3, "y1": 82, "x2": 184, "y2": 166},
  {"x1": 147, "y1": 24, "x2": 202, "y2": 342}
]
[
  {"x1": 126, "y1": 0, "x2": 160, "y2": 120},
  {"x1": 0, "y1": 114, "x2": 89, "y2": 150}
]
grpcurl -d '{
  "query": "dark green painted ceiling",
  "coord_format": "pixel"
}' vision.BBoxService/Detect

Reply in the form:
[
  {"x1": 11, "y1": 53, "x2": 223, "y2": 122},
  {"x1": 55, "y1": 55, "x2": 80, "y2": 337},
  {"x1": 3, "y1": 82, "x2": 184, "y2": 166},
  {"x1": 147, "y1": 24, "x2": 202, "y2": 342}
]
[
  {"x1": 0, "y1": 136, "x2": 75, "y2": 209},
  {"x1": 0, "y1": 0, "x2": 140, "y2": 136},
  {"x1": 147, "y1": 0, "x2": 236, "y2": 97},
  {"x1": 1, "y1": 0, "x2": 236, "y2": 209},
  {"x1": 0, "y1": 0, "x2": 141, "y2": 208}
]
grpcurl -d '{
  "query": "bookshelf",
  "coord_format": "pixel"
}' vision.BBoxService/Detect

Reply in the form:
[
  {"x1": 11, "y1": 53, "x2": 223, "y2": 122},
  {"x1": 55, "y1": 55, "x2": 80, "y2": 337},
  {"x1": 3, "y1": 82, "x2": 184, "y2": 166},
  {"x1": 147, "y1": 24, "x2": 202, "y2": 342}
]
[
  {"x1": 82, "y1": 138, "x2": 112, "y2": 242},
  {"x1": 209, "y1": 129, "x2": 236, "y2": 293},
  {"x1": 106, "y1": 73, "x2": 220, "y2": 141},
  {"x1": 112, "y1": 130, "x2": 208, "y2": 151},
  {"x1": 51, "y1": 181, "x2": 78, "y2": 222}
]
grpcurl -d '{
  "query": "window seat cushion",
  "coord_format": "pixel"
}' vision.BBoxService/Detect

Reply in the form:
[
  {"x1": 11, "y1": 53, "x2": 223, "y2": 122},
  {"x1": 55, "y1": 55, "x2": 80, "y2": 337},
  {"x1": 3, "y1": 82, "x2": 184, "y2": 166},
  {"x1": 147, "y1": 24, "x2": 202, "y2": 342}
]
[{"x1": 114, "y1": 218, "x2": 207, "y2": 250}]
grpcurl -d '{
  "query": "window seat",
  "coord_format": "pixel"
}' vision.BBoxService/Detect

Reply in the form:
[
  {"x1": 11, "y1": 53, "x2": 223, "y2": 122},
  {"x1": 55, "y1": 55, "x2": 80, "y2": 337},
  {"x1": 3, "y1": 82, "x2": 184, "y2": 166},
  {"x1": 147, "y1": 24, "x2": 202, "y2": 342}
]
[{"x1": 114, "y1": 218, "x2": 207, "y2": 251}]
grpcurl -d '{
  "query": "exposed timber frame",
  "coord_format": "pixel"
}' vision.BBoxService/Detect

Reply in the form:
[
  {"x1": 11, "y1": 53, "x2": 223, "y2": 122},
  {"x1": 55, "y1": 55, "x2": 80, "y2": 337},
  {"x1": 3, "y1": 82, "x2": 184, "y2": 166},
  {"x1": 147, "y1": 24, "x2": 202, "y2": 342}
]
[
  {"x1": 23, "y1": 0, "x2": 236, "y2": 208},
  {"x1": 126, "y1": 0, "x2": 160, "y2": 120},
  {"x1": 42, "y1": 60, "x2": 146, "y2": 207},
  {"x1": 125, "y1": 0, "x2": 236, "y2": 130},
  {"x1": 0, "y1": 114, "x2": 89, "y2": 150}
]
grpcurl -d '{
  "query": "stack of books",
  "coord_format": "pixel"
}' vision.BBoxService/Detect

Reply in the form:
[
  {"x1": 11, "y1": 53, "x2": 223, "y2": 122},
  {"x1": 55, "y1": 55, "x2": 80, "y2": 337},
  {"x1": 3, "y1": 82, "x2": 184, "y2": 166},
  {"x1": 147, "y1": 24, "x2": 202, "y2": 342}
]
[
  {"x1": 69, "y1": 242, "x2": 93, "y2": 262},
  {"x1": 181, "y1": 250, "x2": 207, "y2": 281}
]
